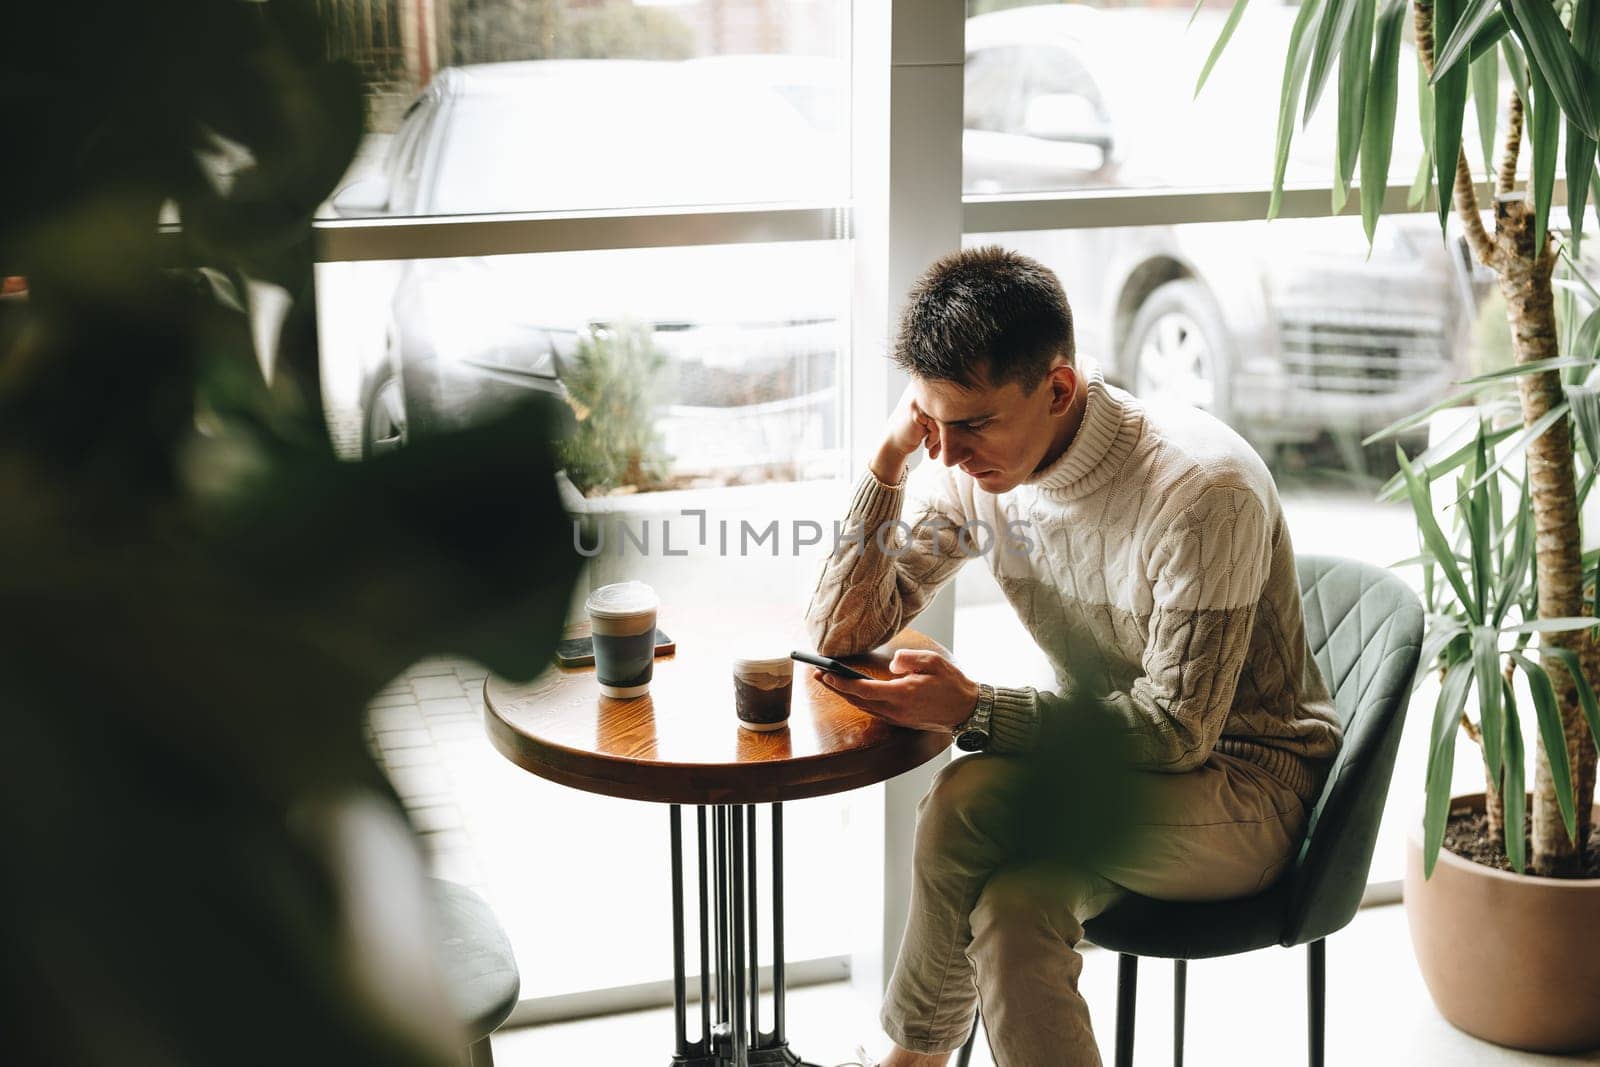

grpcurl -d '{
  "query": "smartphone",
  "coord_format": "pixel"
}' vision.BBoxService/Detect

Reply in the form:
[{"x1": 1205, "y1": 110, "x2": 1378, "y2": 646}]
[
  {"x1": 790, "y1": 650, "x2": 871, "y2": 681},
  {"x1": 556, "y1": 629, "x2": 675, "y2": 668}
]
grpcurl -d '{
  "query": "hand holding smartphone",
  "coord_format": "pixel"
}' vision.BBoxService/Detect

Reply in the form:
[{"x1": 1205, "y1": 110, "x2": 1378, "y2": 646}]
[{"x1": 790, "y1": 650, "x2": 871, "y2": 681}]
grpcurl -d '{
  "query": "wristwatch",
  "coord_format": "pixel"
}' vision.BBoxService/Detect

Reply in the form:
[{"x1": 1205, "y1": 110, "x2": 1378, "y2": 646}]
[{"x1": 954, "y1": 683, "x2": 995, "y2": 753}]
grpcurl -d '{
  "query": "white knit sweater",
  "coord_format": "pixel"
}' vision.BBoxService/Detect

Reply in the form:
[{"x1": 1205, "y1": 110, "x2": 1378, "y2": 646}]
[{"x1": 805, "y1": 363, "x2": 1342, "y2": 801}]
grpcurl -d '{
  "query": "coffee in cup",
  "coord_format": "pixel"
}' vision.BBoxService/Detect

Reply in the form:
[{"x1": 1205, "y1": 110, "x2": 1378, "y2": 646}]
[
  {"x1": 732, "y1": 654, "x2": 793, "y2": 732},
  {"x1": 586, "y1": 581, "x2": 659, "y2": 698}
]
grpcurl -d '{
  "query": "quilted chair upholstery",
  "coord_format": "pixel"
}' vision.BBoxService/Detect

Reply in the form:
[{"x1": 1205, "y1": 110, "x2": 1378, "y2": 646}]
[{"x1": 956, "y1": 555, "x2": 1424, "y2": 1067}]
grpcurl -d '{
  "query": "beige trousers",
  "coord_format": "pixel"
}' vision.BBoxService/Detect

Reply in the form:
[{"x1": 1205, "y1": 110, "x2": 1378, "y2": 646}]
[{"x1": 880, "y1": 752, "x2": 1309, "y2": 1067}]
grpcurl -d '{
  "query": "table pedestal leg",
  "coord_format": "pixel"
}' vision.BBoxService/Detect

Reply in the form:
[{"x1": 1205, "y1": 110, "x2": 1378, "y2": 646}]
[{"x1": 669, "y1": 804, "x2": 820, "y2": 1067}]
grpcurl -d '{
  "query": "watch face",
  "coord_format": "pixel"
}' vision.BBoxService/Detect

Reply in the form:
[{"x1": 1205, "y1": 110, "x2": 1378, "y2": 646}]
[{"x1": 955, "y1": 730, "x2": 987, "y2": 753}]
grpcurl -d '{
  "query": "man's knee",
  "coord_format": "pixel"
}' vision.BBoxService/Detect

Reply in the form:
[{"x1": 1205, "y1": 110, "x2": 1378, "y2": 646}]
[
  {"x1": 969, "y1": 866, "x2": 1111, "y2": 951},
  {"x1": 914, "y1": 754, "x2": 1015, "y2": 858}
]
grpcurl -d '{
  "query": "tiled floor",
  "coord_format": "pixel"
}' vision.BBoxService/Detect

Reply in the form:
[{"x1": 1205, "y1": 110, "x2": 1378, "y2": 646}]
[
  {"x1": 489, "y1": 903, "x2": 1600, "y2": 1067},
  {"x1": 368, "y1": 656, "x2": 490, "y2": 889}
]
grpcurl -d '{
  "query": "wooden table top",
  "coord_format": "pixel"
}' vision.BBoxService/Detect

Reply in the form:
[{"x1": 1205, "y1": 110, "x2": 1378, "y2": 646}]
[{"x1": 483, "y1": 628, "x2": 952, "y2": 805}]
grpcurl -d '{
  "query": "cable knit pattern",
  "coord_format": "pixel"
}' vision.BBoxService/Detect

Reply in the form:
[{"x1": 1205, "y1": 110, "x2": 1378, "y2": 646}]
[{"x1": 804, "y1": 362, "x2": 1342, "y2": 801}]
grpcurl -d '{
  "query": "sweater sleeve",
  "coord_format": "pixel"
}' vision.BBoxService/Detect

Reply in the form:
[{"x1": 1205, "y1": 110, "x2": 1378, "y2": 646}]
[
  {"x1": 987, "y1": 486, "x2": 1269, "y2": 765},
  {"x1": 804, "y1": 464, "x2": 973, "y2": 657}
]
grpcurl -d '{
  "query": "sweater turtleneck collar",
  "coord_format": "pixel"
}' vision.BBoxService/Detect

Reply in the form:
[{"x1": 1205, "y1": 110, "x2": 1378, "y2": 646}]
[{"x1": 1024, "y1": 360, "x2": 1139, "y2": 499}]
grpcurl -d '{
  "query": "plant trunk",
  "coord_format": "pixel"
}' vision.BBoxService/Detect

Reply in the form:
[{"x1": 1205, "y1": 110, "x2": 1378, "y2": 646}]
[
  {"x1": 1494, "y1": 195, "x2": 1600, "y2": 875},
  {"x1": 1483, "y1": 665, "x2": 1512, "y2": 848},
  {"x1": 1484, "y1": 763, "x2": 1507, "y2": 846}
]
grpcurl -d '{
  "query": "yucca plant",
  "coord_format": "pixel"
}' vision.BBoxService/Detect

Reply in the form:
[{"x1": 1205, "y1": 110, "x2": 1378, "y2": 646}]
[
  {"x1": 1209, "y1": 0, "x2": 1600, "y2": 875},
  {"x1": 1393, "y1": 413, "x2": 1600, "y2": 874}
]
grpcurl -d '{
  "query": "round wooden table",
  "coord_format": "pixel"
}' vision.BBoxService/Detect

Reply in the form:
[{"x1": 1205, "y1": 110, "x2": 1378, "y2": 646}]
[{"x1": 483, "y1": 628, "x2": 952, "y2": 1067}]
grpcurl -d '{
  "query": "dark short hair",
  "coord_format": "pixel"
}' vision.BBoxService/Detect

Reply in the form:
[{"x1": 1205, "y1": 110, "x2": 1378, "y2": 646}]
[{"x1": 893, "y1": 246, "x2": 1075, "y2": 392}]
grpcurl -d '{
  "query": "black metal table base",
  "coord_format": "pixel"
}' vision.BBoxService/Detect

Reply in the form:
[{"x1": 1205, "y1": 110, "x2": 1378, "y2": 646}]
[{"x1": 669, "y1": 804, "x2": 822, "y2": 1067}]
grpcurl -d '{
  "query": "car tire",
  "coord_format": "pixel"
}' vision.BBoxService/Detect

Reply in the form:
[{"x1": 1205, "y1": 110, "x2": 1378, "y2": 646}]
[
  {"x1": 1123, "y1": 279, "x2": 1235, "y2": 426},
  {"x1": 360, "y1": 363, "x2": 408, "y2": 460}
]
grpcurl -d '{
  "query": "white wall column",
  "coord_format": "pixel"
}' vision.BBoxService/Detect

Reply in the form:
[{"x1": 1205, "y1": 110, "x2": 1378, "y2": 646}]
[{"x1": 848, "y1": 0, "x2": 966, "y2": 999}]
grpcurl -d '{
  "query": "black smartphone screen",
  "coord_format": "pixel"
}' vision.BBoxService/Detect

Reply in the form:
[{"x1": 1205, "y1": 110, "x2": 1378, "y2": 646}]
[
  {"x1": 789, "y1": 650, "x2": 870, "y2": 681},
  {"x1": 556, "y1": 629, "x2": 673, "y2": 668}
]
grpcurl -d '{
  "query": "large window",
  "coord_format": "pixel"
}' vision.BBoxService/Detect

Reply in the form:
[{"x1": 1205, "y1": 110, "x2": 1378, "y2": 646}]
[
  {"x1": 316, "y1": 241, "x2": 849, "y2": 482},
  {"x1": 961, "y1": 0, "x2": 1525, "y2": 196},
  {"x1": 320, "y1": 0, "x2": 861, "y2": 1015},
  {"x1": 315, "y1": 0, "x2": 851, "y2": 491}
]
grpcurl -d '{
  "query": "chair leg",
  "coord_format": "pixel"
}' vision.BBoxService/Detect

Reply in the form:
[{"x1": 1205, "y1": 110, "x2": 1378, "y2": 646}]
[
  {"x1": 1173, "y1": 959, "x2": 1186, "y2": 1067},
  {"x1": 466, "y1": 1036, "x2": 495, "y2": 1067},
  {"x1": 1115, "y1": 953, "x2": 1138, "y2": 1067},
  {"x1": 955, "y1": 1013, "x2": 980, "y2": 1067},
  {"x1": 1307, "y1": 939, "x2": 1326, "y2": 1067}
]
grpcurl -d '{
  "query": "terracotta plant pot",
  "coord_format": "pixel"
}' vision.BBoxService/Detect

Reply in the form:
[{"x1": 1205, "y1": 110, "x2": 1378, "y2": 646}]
[{"x1": 1404, "y1": 793, "x2": 1600, "y2": 1053}]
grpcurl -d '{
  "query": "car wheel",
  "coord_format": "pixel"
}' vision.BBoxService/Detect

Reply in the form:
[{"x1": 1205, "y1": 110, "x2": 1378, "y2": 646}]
[
  {"x1": 1124, "y1": 279, "x2": 1234, "y2": 424},
  {"x1": 361, "y1": 365, "x2": 408, "y2": 459}
]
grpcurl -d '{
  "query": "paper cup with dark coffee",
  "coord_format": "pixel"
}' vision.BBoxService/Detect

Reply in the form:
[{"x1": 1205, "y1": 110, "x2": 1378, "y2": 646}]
[
  {"x1": 586, "y1": 581, "x2": 659, "y2": 698},
  {"x1": 732, "y1": 653, "x2": 793, "y2": 732}
]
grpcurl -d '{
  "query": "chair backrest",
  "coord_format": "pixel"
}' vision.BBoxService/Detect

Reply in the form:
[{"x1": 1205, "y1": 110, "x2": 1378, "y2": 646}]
[{"x1": 1280, "y1": 555, "x2": 1423, "y2": 946}]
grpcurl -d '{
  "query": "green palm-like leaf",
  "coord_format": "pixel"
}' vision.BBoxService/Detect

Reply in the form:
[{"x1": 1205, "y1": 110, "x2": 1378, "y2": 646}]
[
  {"x1": 1500, "y1": 675, "x2": 1527, "y2": 872},
  {"x1": 1561, "y1": 254, "x2": 1600, "y2": 303},
  {"x1": 1473, "y1": 625, "x2": 1506, "y2": 793},
  {"x1": 1366, "y1": 377, "x2": 1517, "y2": 443},
  {"x1": 1196, "y1": 0, "x2": 1253, "y2": 98},
  {"x1": 1412, "y1": 51, "x2": 1438, "y2": 209},
  {"x1": 1528, "y1": 65, "x2": 1559, "y2": 260},
  {"x1": 1509, "y1": 652, "x2": 1580, "y2": 842},
  {"x1": 1569, "y1": 384, "x2": 1600, "y2": 466},
  {"x1": 1433, "y1": 0, "x2": 1470, "y2": 229},
  {"x1": 1501, "y1": 616, "x2": 1600, "y2": 634},
  {"x1": 1424, "y1": 658, "x2": 1474, "y2": 877},
  {"x1": 1505, "y1": 0, "x2": 1600, "y2": 140},
  {"x1": 1400, "y1": 447, "x2": 1480, "y2": 617},
  {"x1": 1493, "y1": 479, "x2": 1534, "y2": 626},
  {"x1": 1467, "y1": 11, "x2": 1511, "y2": 62},
  {"x1": 1467, "y1": 426, "x2": 1494, "y2": 618},
  {"x1": 1271, "y1": 0, "x2": 1329, "y2": 218},
  {"x1": 1455, "y1": 355, "x2": 1594, "y2": 385},
  {"x1": 1416, "y1": 616, "x2": 1470, "y2": 692},
  {"x1": 1458, "y1": 400, "x2": 1570, "y2": 499},
  {"x1": 1335, "y1": 0, "x2": 1378, "y2": 212},
  {"x1": 1543, "y1": 645, "x2": 1600, "y2": 759},
  {"x1": 1377, "y1": 422, "x2": 1520, "y2": 502},
  {"x1": 1568, "y1": 0, "x2": 1600, "y2": 251},
  {"x1": 1433, "y1": 0, "x2": 1508, "y2": 78},
  {"x1": 1502, "y1": 35, "x2": 1531, "y2": 109},
  {"x1": 1566, "y1": 137, "x2": 1596, "y2": 255},
  {"x1": 1574, "y1": 307, "x2": 1600, "y2": 369},
  {"x1": 1470, "y1": 50, "x2": 1499, "y2": 193},
  {"x1": 1307, "y1": 0, "x2": 1364, "y2": 125},
  {"x1": 1362, "y1": 0, "x2": 1408, "y2": 243}
]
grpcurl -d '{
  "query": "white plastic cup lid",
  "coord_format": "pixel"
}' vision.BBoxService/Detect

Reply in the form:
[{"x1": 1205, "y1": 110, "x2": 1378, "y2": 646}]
[
  {"x1": 585, "y1": 581, "x2": 659, "y2": 619},
  {"x1": 733, "y1": 654, "x2": 795, "y2": 674}
]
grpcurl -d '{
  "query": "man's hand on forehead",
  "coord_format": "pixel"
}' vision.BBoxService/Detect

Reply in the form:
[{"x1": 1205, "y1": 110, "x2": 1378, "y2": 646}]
[{"x1": 915, "y1": 402, "x2": 943, "y2": 461}]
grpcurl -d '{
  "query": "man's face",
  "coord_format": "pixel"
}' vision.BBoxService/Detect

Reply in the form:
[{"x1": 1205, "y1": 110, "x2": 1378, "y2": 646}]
[{"x1": 911, "y1": 361, "x2": 1078, "y2": 494}]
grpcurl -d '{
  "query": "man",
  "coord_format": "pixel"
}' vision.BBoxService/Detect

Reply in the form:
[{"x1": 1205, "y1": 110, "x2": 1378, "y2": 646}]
[{"x1": 804, "y1": 247, "x2": 1341, "y2": 1067}]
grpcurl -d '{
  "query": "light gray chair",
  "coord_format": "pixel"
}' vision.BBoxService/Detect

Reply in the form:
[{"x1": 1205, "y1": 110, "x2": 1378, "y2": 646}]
[{"x1": 432, "y1": 879, "x2": 520, "y2": 1066}]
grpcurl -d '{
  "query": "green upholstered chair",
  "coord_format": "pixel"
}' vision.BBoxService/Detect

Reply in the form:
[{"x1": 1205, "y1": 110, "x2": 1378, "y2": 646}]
[
  {"x1": 955, "y1": 554, "x2": 1424, "y2": 1067},
  {"x1": 432, "y1": 879, "x2": 521, "y2": 1066}
]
